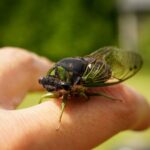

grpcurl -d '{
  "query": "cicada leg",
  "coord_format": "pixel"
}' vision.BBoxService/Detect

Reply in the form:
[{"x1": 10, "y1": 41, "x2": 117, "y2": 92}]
[
  {"x1": 56, "y1": 94, "x2": 68, "y2": 130},
  {"x1": 79, "y1": 92, "x2": 89, "y2": 100},
  {"x1": 87, "y1": 92, "x2": 122, "y2": 102},
  {"x1": 39, "y1": 92, "x2": 59, "y2": 104}
]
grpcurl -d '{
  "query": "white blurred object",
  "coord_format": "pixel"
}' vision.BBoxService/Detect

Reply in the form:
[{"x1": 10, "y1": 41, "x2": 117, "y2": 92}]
[
  {"x1": 117, "y1": 0, "x2": 150, "y2": 51},
  {"x1": 118, "y1": 0, "x2": 150, "y2": 12}
]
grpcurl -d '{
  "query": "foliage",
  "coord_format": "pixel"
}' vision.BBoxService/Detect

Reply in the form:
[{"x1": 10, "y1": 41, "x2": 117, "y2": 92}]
[{"x1": 0, "y1": 0, "x2": 117, "y2": 60}]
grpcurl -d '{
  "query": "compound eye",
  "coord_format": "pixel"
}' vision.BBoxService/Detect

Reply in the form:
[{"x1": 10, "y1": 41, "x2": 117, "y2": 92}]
[
  {"x1": 48, "y1": 68, "x2": 56, "y2": 76},
  {"x1": 57, "y1": 66, "x2": 67, "y2": 81}
]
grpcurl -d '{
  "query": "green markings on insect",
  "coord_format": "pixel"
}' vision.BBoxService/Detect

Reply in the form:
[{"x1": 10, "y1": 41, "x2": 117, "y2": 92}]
[
  {"x1": 39, "y1": 92, "x2": 60, "y2": 104},
  {"x1": 59, "y1": 94, "x2": 67, "y2": 123},
  {"x1": 38, "y1": 47, "x2": 143, "y2": 129}
]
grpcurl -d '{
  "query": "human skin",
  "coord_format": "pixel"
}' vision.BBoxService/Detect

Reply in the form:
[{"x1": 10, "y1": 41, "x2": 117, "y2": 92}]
[{"x1": 0, "y1": 47, "x2": 149, "y2": 150}]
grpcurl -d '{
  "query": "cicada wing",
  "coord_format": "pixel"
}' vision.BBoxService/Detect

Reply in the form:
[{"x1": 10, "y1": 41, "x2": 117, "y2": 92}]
[{"x1": 82, "y1": 47, "x2": 143, "y2": 87}]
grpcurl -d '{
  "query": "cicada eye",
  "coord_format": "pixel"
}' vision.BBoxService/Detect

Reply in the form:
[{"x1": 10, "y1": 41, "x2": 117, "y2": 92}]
[
  {"x1": 56, "y1": 66, "x2": 67, "y2": 81},
  {"x1": 48, "y1": 66, "x2": 66, "y2": 77},
  {"x1": 47, "y1": 67, "x2": 55, "y2": 76},
  {"x1": 50, "y1": 70, "x2": 55, "y2": 76}
]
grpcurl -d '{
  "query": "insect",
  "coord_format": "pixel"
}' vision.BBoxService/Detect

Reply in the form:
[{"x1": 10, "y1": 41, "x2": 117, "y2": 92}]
[{"x1": 39, "y1": 47, "x2": 143, "y2": 127}]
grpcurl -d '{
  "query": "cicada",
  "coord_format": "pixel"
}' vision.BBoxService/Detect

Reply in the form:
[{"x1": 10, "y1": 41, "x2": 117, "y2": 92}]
[{"x1": 39, "y1": 47, "x2": 143, "y2": 126}]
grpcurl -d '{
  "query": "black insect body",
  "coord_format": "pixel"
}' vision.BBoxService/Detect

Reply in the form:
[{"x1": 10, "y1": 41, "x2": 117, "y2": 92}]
[
  {"x1": 39, "y1": 47, "x2": 143, "y2": 127},
  {"x1": 39, "y1": 57, "x2": 111, "y2": 91}
]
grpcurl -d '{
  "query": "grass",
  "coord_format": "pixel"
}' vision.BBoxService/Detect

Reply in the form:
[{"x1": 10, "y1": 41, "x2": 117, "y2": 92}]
[{"x1": 18, "y1": 71, "x2": 150, "y2": 150}]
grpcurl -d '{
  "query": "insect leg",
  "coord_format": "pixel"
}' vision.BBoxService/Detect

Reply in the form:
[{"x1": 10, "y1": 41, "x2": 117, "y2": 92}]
[
  {"x1": 87, "y1": 92, "x2": 122, "y2": 102},
  {"x1": 79, "y1": 92, "x2": 89, "y2": 100},
  {"x1": 73, "y1": 76, "x2": 81, "y2": 85},
  {"x1": 39, "y1": 92, "x2": 59, "y2": 104},
  {"x1": 57, "y1": 94, "x2": 68, "y2": 130}
]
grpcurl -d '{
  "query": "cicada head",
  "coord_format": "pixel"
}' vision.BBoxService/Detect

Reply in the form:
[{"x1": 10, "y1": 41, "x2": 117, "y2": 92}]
[{"x1": 39, "y1": 66, "x2": 71, "y2": 92}]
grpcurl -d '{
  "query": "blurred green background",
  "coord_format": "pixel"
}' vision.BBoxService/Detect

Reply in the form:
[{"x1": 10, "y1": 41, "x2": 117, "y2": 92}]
[
  {"x1": 0, "y1": 0, "x2": 117, "y2": 60},
  {"x1": 0, "y1": 0, "x2": 150, "y2": 149}
]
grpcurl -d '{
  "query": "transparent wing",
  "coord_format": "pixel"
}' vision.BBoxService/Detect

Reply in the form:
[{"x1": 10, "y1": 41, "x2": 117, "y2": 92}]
[{"x1": 82, "y1": 47, "x2": 143, "y2": 87}]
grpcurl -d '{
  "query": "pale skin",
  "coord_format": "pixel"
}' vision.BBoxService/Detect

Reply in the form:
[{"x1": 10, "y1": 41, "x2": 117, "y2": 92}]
[{"x1": 0, "y1": 47, "x2": 149, "y2": 150}]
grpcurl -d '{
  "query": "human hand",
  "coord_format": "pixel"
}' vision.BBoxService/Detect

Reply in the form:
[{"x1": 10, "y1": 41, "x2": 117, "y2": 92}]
[{"x1": 0, "y1": 47, "x2": 149, "y2": 150}]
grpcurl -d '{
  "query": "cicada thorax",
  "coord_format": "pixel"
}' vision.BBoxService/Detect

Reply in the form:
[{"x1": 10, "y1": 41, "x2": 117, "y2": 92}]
[
  {"x1": 56, "y1": 57, "x2": 88, "y2": 84},
  {"x1": 56, "y1": 57, "x2": 112, "y2": 86}
]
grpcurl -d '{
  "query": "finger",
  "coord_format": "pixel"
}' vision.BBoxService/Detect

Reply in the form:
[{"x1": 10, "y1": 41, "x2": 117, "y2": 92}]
[
  {"x1": 89, "y1": 85, "x2": 150, "y2": 130},
  {"x1": 12, "y1": 84, "x2": 150, "y2": 149},
  {"x1": 0, "y1": 47, "x2": 53, "y2": 109}
]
